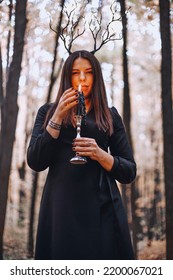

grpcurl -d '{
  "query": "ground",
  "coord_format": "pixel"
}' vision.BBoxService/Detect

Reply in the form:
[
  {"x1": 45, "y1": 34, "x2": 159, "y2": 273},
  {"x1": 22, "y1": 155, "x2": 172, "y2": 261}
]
[
  {"x1": 138, "y1": 240, "x2": 165, "y2": 260},
  {"x1": 3, "y1": 227, "x2": 166, "y2": 260}
]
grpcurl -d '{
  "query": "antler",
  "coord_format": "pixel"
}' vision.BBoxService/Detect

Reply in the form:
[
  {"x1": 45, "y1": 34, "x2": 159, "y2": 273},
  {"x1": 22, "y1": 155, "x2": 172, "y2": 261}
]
[
  {"x1": 89, "y1": 0, "x2": 122, "y2": 54},
  {"x1": 60, "y1": 11, "x2": 85, "y2": 54},
  {"x1": 50, "y1": 0, "x2": 125, "y2": 55},
  {"x1": 50, "y1": 1, "x2": 86, "y2": 54}
]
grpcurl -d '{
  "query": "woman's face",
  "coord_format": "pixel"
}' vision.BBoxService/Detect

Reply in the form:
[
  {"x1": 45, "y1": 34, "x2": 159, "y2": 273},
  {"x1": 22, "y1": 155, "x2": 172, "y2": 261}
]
[{"x1": 71, "y1": 57, "x2": 94, "y2": 100}]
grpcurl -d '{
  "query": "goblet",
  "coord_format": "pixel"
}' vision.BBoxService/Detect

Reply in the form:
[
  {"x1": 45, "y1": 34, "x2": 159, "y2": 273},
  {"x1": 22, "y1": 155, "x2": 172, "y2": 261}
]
[{"x1": 70, "y1": 85, "x2": 87, "y2": 164}]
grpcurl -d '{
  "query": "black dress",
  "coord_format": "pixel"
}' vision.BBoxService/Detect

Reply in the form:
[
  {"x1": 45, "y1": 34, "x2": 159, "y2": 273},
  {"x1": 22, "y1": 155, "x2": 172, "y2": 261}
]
[{"x1": 27, "y1": 103, "x2": 136, "y2": 260}]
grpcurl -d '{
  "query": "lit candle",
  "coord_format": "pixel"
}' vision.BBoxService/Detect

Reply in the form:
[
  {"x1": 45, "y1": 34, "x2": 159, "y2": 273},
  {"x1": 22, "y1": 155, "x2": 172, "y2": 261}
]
[
  {"x1": 78, "y1": 84, "x2": 81, "y2": 92},
  {"x1": 77, "y1": 84, "x2": 81, "y2": 115}
]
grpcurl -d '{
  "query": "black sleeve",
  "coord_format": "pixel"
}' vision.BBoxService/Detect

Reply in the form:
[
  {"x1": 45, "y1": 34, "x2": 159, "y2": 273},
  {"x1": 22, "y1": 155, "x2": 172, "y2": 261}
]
[
  {"x1": 27, "y1": 103, "x2": 58, "y2": 172},
  {"x1": 108, "y1": 106, "x2": 137, "y2": 184}
]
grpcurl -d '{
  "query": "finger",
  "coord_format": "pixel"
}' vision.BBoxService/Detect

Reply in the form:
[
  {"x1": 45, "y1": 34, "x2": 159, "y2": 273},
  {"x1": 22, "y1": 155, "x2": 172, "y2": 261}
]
[
  {"x1": 74, "y1": 142, "x2": 94, "y2": 148},
  {"x1": 61, "y1": 91, "x2": 78, "y2": 108},
  {"x1": 76, "y1": 151, "x2": 93, "y2": 157},
  {"x1": 63, "y1": 99, "x2": 78, "y2": 109},
  {"x1": 62, "y1": 89, "x2": 77, "y2": 100},
  {"x1": 73, "y1": 139, "x2": 96, "y2": 147},
  {"x1": 73, "y1": 147, "x2": 97, "y2": 158},
  {"x1": 73, "y1": 137, "x2": 94, "y2": 143},
  {"x1": 61, "y1": 87, "x2": 73, "y2": 97},
  {"x1": 64, "y1": 94, "x2": 78, "y2": 106}
]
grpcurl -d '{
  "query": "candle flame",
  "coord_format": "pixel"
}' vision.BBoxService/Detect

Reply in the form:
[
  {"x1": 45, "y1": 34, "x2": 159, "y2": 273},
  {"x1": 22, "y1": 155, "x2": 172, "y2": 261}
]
[{"x1": 78, "y1": 84, "x2": 81, "y2": 92}]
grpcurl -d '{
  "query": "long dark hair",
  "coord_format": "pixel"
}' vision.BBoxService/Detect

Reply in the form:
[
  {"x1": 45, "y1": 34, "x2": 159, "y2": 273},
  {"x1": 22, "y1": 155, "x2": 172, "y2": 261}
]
[{"x1": 44, "y1": 50, "x2": 113, "y2": 135}]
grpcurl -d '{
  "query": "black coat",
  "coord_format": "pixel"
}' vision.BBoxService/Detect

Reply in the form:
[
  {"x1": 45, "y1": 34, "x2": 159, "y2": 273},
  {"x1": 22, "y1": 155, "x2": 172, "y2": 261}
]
[{"x1": 27, "y1": 103, "x2": 136, "y2": 260}]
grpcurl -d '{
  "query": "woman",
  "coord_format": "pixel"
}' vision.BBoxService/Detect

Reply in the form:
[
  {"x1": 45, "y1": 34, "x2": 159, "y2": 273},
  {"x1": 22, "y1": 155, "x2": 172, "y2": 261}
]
[{"x1": 27, "y1": 50, "x2": 136, "y2": 260}]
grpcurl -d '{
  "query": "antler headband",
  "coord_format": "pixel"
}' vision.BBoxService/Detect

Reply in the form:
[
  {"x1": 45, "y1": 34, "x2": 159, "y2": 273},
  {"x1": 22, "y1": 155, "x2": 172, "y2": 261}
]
[{"x1": 50, "y1": 0, "x2": 122, "y2": 55}]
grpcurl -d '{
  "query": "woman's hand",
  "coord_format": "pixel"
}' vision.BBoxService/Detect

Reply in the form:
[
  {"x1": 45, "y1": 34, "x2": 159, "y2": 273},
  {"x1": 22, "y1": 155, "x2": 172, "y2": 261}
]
[
  {"x1": 46, "y1": 88, "x2": 78, "y2": 139},
  {"x1": 73, "y1": 137, "x2": 100, "y2": 161},
  {"x1": 73, "y1": 137, "x2": 114, "y2": 171},
  {"x1": 53, "y1": 87, "x2": 78, "y2": 122}
]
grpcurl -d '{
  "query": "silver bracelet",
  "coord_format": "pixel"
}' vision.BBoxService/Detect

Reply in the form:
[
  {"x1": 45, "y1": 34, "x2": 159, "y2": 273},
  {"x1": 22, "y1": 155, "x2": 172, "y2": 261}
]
[{"x1": 48, "y1": 120, "x2": 62, "y2": 131}]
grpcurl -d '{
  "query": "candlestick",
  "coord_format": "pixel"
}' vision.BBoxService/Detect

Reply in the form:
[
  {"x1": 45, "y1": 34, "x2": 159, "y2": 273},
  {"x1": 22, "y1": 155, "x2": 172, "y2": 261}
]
[
  {"x1": 70, "y1": 84, "x2": 87, "y2": 164},
  {"x1": 77, "y1": 84, "x2": 82, "y2": 115}
]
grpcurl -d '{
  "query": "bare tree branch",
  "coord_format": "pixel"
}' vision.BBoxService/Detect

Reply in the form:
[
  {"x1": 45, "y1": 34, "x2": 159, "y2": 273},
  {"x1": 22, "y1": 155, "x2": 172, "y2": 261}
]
[
  {"x1": 90, "y1": 1, "x2": 122, "y2": 54},
  {"x1": 50, "y1": 1, "x2": 87, "y2": 54},
  {"x1": 50, "y1": 0, "x2": 126, "y2": 55}
]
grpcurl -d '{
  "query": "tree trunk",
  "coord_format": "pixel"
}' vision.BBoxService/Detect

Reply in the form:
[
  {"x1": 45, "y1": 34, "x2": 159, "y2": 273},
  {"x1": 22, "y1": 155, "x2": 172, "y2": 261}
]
[
  {"x1": 0, "y1": 45, "x2": 3, "y2": 107},
  {"x1": 159, "y1": 0, "x2": 173, "y2": 260},
  {"x1": 6, "y1": 0, "x2": 13, "y2": 77},
  {"x1": 27, "y1": 0, "x2": 65, "y2": 257},
  {"x1": 0, "y1": 0, "x2": 27, "y2": 260},
  {"x1": 110, "y1": 63, "x2": 116, "y2": 106},
  {"x1": 119, "y1": 0, "x2": 138, "y2": 258},
  {"x1": 28, "y1": 171, "x2": 39, "y2": 258},
  {"x1": 47, "y1": 0, "x2": 65, "y2": 102}
]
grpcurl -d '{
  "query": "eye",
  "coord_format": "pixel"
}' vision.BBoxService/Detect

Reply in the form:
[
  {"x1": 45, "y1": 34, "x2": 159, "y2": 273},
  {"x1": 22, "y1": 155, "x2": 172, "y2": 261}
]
[
  {"x1": 72, "y1": 71, "x2": 79, "y2": 75},
  {"x1": 86, "y1": 71, "x2": 93, "y2": 74}
]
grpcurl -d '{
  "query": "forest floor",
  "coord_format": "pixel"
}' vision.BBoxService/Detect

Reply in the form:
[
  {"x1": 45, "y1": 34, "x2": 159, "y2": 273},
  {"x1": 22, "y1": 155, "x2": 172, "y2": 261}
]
[
  {"x1": 3, "y1": 227, "x2": 166, "y2": 260},
  {"x1": 138, "y1": 240, "x2": 166, "y2": 260},
  {"x1": 3, "y1": 226, "x2": 33, "y2": 260}
]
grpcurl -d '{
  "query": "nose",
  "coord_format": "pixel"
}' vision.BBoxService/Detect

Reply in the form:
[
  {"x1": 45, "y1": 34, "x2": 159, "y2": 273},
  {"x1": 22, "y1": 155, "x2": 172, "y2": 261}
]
[{"x1": 79, "y1": 71, "x2": 86, "y2": 81}]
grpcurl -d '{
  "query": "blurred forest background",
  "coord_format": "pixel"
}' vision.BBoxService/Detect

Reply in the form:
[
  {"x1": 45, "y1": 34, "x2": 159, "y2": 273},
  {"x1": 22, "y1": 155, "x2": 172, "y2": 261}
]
[{"x1": 0, "y1": 0, "x2": 172, "y2": 260}]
